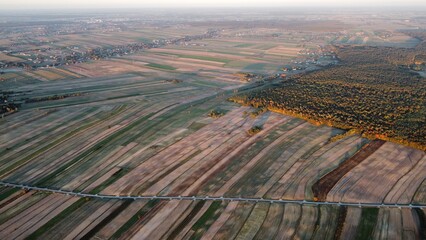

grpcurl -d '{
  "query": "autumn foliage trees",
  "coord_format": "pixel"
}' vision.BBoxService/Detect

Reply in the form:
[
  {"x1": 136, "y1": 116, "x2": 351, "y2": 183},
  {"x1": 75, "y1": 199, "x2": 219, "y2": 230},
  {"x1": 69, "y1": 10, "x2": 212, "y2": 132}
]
[{"x1": 230, "y1": 45, "x2": 426, "y2": 150}]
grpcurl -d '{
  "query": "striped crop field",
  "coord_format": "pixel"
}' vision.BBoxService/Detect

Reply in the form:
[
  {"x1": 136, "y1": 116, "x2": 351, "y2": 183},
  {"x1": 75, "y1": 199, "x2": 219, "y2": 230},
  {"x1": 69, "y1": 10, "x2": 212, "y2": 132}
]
[{"x1": 0, "y1": 34, "x2": 425, "y2": 239}]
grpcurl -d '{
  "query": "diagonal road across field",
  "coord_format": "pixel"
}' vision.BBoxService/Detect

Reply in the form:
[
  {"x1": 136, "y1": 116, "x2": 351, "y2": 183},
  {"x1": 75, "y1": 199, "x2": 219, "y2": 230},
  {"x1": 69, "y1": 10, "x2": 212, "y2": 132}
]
[{"x1": 1, "y1": 181, "x2": 425, "y2": 209}]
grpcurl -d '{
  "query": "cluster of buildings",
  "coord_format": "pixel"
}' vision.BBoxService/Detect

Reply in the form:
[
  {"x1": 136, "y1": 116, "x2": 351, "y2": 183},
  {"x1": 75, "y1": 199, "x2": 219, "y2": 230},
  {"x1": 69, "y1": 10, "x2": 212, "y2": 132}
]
[
  {"x1": 282, "y1": 46, "x2": 338, "y2": 74},
  {"x1": 0, "y1": 30, "x2": 219, "y2": 71}
]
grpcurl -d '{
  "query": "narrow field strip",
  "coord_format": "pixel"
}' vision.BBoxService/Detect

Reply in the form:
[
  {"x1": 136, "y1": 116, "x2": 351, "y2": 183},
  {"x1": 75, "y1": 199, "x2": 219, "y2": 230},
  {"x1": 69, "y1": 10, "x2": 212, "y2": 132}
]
[{"x1": 312, "y1": 139, "x2": 386, "y2": 201}]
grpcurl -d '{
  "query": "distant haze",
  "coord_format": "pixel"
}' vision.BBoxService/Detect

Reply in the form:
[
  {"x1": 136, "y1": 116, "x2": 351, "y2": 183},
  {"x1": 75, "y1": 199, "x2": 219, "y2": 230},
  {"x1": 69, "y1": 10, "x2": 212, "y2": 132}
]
[{"x1": 1, "y1": 0, "x2": 426, "y2": 9}]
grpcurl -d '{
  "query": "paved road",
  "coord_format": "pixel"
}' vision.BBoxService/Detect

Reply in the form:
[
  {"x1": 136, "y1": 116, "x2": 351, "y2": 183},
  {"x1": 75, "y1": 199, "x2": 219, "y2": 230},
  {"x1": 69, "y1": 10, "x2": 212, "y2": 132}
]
[{"x1": 1, "y1": 181, "x2": 424, "y2": 209}]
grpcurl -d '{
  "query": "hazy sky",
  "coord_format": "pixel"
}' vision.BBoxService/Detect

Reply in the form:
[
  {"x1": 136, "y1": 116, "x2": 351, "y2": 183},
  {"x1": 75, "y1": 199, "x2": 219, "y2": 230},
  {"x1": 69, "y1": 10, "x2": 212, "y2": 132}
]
[{"x1": 1, "y1": 0, "x2": 426, "y2": 9}]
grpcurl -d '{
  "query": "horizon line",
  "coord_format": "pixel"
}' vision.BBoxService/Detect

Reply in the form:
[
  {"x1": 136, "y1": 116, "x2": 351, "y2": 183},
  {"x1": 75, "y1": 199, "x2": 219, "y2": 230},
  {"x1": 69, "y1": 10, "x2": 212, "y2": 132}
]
[{"x1": 2, "y1": 5, "x2": 426, "y2": 11}]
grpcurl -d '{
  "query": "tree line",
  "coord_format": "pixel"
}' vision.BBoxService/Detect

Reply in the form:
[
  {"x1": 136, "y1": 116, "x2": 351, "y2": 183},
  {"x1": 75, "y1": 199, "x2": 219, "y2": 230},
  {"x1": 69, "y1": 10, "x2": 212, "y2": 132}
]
[{"x1": 230, "y1": 42, "x2": 426, "y2": 150}]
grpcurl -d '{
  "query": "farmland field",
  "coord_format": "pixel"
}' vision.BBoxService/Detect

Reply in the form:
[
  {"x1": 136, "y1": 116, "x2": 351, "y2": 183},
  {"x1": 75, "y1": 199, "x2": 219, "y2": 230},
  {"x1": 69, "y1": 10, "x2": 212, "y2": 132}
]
[{"x1": 0, "y1": 8, "x2": 425, "y2": 240}]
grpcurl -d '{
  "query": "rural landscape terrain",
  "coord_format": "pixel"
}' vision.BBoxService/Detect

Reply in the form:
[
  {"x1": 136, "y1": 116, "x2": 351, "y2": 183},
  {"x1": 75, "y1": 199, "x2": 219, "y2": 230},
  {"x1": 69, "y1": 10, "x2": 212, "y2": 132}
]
[{"x1": 0, "y1": 8, "x2": 426, "y2": 240}]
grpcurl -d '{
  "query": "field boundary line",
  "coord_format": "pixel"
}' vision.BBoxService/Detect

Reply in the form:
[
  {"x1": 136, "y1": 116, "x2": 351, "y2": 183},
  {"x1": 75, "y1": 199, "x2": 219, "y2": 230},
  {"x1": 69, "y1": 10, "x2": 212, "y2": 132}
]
[{"x1": 0, "y1": 181, "x2": 425, "y2": 209}]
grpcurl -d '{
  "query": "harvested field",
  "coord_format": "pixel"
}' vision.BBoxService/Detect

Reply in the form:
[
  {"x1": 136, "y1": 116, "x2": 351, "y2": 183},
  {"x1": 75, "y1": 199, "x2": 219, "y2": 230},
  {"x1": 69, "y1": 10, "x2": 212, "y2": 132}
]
[
  {"x1": 327, "y1": 142, "x2": 426, "y2": 203},
  {"x1": 32, "y1": 69, "x2": 66, "y2": 81},
  {"x1": 1, "y1": 95, "x2": 423, "y2": 238},
  {"x1": 312, "y1": 139, "x2": 386, "y2": 201},
  {"x1": 1, "y1": 188, "x2": 419, "y2": 240},
  {"x1": 0, "y1": 53, "x2": 22, "y2": 62},
  {"x1": 1, "y1": 22, "x2": 425, "y2": 239},
  {"x1": 265, "y1": 46, "x2": 302, "y2": 56}
]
